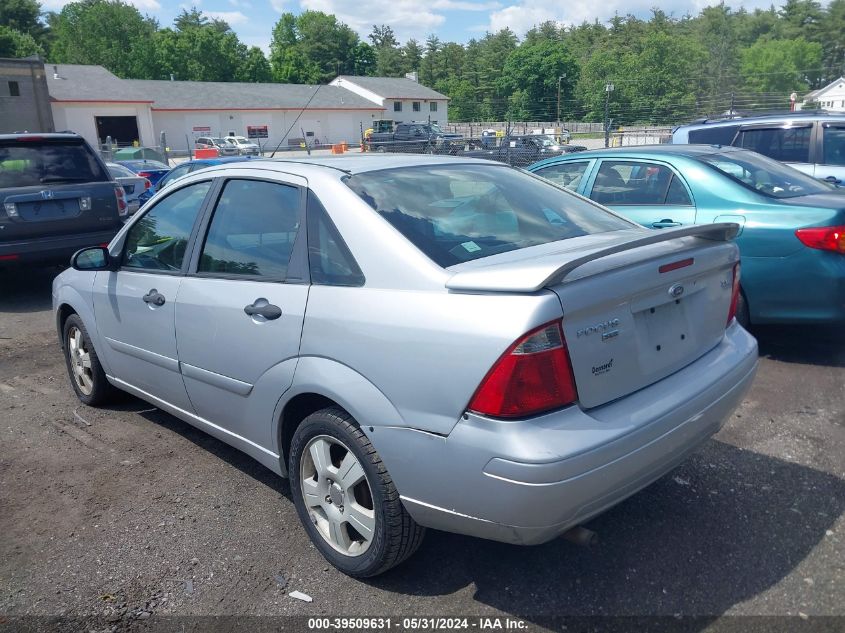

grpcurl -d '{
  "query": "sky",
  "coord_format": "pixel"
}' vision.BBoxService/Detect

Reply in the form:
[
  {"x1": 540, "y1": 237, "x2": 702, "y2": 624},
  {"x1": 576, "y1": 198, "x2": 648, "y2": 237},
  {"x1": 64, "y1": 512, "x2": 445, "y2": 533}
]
[{"x1": 41, "y1": 0, "x2": 789, "y2": 55}]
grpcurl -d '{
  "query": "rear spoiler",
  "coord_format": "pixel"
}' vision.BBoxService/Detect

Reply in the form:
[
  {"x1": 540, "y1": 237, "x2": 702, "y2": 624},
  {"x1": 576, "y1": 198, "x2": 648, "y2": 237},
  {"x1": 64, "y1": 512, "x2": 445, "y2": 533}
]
[{"x1": 445, "y1": 223, "x2": 740, "y2": 293}]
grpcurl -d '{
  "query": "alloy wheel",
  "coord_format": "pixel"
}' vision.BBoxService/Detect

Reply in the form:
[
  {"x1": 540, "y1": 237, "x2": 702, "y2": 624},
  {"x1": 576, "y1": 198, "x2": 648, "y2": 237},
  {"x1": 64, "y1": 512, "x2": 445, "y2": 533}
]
[
  {"x1": 299, "y1": 435, "x2": 376, "y2": 556},
  {"x1": 67, "y1": 326, "x2": 94, "y2": 396}
]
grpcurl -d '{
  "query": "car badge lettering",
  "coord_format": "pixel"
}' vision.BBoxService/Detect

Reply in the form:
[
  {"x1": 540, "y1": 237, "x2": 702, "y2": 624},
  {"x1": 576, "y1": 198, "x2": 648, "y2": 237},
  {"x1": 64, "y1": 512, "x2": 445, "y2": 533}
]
[
  {"x1": 592, "y1": 359, "x2": 613, "y2": 376},
  {"x1": 669, "y1": 283, "x2": 684, "y2": 298},
  {"x1": 576, "y1": 318, "x2": 620, "y2": 338},
  {"x1": 40, "y1": 190, "x2": 54, "y2": 200}
]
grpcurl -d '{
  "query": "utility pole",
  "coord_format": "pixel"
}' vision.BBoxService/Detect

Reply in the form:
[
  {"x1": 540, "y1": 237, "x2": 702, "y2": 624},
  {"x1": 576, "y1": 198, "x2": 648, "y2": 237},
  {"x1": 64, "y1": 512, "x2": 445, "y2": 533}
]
[
  {"x1": 556, "y1": 74, "x2": 566, "y2": 130},
  {"x1": 604, "y1": 82, "x2": 614, "y2": 148}
]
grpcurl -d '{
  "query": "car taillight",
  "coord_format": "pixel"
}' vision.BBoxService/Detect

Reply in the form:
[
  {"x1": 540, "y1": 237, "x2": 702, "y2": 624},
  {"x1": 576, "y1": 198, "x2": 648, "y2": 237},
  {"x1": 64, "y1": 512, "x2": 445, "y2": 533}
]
[
  {"x1": 795, "y1": 225, "x2": 845, "y2": 254},
  {"x1": 143, "y1": 178, "x2": 151, "y2": 190},
  {"x1": 115, "y1": 185, "x2": 127, "y2": 216},
  {"x1": 468, "y1": 321, "x2": 577, "y2": 419},
  {"x1": 138, "y1": 171, "x2": 152, "y2": 178},
  {"x1": 726, "y1": 262, "x2": 741, "y2": 326}
]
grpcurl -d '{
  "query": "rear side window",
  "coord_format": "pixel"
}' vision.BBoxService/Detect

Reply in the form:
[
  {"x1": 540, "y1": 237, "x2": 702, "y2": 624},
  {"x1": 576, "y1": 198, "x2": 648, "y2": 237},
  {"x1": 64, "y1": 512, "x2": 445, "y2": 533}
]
[
  {"x1": 687, "y1": 125, "x2": 739, "y2": 146},
  {"x1": 198, "y1": 179, "x2": 300, "y2": 279},
  {"x1": 0, "y1": 139, "x2": 108, "y2": 187},
  {"x1": 307, "y1": 190, "x2": 364, "y2": 286},
  {"x1": 736, "y1": 126, "x2": 811, "y2": 163},
  {"x1": 591, "y1": 160, "x2": 691, "y2": 206},
  {"x1": 345, "y1": 164, "x2": 633, "y2": 268},
  {"x1": 533, "y1": 160, "x2": 590, "y2": 190},
  {"x1": 822, "y1": 126, "x2": 845, "y2": 166},
  {"x1": 123, "y1": 182, "x2": 210, "y2": 271}
]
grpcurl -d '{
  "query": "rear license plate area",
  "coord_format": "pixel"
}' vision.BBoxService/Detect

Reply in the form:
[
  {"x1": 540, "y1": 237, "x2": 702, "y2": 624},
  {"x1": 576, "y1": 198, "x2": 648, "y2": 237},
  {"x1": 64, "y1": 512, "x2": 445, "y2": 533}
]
[
  {"x1": 634, "y1": 298, "x2": 692, "y2": 368},
  {"x1": 19, "y1": 200, "x2": 81, "y2": 221}
]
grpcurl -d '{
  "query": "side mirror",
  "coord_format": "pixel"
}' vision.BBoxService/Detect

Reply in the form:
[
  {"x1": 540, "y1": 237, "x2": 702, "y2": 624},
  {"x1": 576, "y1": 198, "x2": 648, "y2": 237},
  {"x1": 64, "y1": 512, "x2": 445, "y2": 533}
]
[{"x1": 71, "y1": 246, "x2": 113, "y2": 271}]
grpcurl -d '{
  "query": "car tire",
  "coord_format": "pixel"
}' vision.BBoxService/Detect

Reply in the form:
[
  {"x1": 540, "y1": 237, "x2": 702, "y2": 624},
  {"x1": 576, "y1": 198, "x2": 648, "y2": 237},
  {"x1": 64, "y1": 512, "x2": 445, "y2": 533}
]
[
  {"x1": 289, "y1": 407, "x2": 425, "y2": 577},
  {"x1": 736, "y1": 290, "x2": 750, "y2": 329},
  {"x1": 63, "y1": 314, "x2": 119, "y2": 406}
]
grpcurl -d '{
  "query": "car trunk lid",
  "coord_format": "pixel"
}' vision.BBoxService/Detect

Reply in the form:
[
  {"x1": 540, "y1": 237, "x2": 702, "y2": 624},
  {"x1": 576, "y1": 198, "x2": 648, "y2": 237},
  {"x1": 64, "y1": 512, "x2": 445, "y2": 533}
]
[{"x1": 447, "y1": 223, "x2": 741, "y2": 409}]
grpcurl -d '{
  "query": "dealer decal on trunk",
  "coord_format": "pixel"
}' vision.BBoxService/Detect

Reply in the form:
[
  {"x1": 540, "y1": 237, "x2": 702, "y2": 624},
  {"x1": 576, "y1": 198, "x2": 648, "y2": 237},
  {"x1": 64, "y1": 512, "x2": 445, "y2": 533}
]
[{"x1": 592, "y1": 359, "x2": 614, "y2": 376}]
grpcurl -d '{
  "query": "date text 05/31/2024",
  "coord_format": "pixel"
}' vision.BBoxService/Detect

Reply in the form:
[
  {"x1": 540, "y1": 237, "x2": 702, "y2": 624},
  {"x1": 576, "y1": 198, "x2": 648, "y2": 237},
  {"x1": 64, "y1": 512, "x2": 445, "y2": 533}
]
[{"x1": 307, "y1": 617, "x2": 529, "y2": 630}]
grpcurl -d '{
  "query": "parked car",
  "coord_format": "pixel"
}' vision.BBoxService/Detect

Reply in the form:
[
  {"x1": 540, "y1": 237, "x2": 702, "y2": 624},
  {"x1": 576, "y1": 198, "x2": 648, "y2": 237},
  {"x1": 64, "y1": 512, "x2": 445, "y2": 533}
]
[
  {"x1": 367, "y1": 122, "x2": 462, "y2": 153},
  {"x1": 155, "y1": 156, "x2": 259, "y2": 191},
  {"x1": 528, "y1": 145, "x2": 845, "y2": 325},
  {"x1": 225, "y1": 135, "x2": 261, "y2": 156},
  {"x1": 195, "y1": 136, "x2": 239, "y2": 157},
  {"x1": 115, "y1": 159, "x2": 171, "y2": 191},
  {"x1": 460, "y1": 134, "x2": 586, "y2": 166},
  {"x1": 106, "y1": 162, "x2": 149, "y2": 215},
  {"x1": 0, "y1": 132, "x2": 127, "y2": 265},
  {"x1": 54, "y1": 155, "x2": 757, "y2": 576},
  {"x1": 672, "y1": 112, "x2": 845, "y2": 184}
]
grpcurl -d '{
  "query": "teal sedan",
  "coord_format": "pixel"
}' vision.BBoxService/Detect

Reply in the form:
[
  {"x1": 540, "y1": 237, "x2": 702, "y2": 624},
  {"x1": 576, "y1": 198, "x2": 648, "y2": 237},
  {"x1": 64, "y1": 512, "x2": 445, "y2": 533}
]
[{"x1": 528, "y1": 145, "x2": 845, "y2": 325}]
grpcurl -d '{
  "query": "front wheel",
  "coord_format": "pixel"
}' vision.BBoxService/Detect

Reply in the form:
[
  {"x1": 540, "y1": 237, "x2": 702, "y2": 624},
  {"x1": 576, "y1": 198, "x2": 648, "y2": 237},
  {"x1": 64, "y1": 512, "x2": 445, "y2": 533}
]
[
  {"x1": 289, "y1": 407, "x2": 425, "y2": 577},
  {"x1": 63, "y1": 314, "x2": 119, "y2": 406}
]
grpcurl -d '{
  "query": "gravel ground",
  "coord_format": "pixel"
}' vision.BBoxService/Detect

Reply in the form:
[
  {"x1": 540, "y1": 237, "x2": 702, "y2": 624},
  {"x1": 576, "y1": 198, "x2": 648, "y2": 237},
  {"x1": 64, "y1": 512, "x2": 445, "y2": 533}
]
[{"x1": 0, "y1": 265, "x2": 843, "y2": 633}]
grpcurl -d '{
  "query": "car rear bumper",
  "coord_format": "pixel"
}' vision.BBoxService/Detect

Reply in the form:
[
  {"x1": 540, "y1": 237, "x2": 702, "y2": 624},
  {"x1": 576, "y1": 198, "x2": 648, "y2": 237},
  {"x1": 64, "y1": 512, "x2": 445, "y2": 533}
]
[
  {"x1": 371, "y1": 322, "x2": 758, "y2": 545},
  {"x1": 0, "y1": 229, "x2": 120, "y2": 265}
]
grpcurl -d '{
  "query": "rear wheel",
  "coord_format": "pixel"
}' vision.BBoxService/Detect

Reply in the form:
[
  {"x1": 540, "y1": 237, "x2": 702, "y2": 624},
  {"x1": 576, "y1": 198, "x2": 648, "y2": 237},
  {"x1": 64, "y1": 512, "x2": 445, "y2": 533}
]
[
  {"x1": 289, "y1": 407, "x2": 425, "y2": 577},
  {"x1": 62, "y1": 314, "x2": 118, "y2": 406}
]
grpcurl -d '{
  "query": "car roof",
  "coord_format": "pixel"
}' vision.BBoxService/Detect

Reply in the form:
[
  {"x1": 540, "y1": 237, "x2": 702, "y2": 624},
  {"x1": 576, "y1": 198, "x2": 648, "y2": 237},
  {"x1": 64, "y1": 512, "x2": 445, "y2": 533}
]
[
  {"x1": 182, "y1": 154, "x2": 516, "y2": 177},
  {"x1": 532, "y1": 144, "x2": 746, "y2": 162},
  {"x1": 0, "y1": 132, "x2": 83, "y2": 141},
  {"x1": 676, "y1": 111, "x2": 845, "y2": 130}
]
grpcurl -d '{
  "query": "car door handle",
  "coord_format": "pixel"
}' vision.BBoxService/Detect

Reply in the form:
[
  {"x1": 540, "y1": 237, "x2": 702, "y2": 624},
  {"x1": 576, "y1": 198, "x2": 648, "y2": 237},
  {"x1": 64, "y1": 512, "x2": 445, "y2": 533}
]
[
  {"x1": 652, "y1": 220, "x2": 682, "y2": 229},
  {"x1": 244, "y1": 301, "x2": 282, "y2": 320},
  {"x1": 142, "y1": 289, "x2": 166, "y2": 306},
  {"x1": 823, "y1": 176, "x2": 841, "y2": 184}
]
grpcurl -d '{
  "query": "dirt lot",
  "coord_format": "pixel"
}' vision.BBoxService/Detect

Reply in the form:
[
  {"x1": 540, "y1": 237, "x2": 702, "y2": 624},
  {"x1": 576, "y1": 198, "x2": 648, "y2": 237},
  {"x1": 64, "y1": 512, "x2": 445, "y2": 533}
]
[{"x1": 1, "y1": 265, "x2": 843, "y2": 632}]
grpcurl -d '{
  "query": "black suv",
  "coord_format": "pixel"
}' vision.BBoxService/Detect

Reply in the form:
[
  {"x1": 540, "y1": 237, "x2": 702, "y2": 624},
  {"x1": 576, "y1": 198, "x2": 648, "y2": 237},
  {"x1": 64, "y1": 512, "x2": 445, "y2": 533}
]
[{"x1": 0, "y1": 133, "x2": 127, "y2": 265}]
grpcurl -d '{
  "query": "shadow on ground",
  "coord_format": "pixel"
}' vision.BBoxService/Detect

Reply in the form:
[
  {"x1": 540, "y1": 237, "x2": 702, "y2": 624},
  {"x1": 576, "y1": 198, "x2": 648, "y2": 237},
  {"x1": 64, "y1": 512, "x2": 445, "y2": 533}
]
[
  {"x1": 108, "y1": 392, "x2": 843, "y2": 624},
  {"x1": 751, "y1": 324, "x2": 845, "y2": 368},
  {"x1": 0, "y1": 264, "x2": 62, "y2": 314}
]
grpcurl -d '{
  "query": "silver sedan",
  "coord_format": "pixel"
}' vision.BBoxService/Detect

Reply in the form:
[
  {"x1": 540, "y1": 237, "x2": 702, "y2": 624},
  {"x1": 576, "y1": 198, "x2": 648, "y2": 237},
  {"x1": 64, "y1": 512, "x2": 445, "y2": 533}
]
[{"x1": 53, "y1": 156, "x2": 758, "y2": 576}]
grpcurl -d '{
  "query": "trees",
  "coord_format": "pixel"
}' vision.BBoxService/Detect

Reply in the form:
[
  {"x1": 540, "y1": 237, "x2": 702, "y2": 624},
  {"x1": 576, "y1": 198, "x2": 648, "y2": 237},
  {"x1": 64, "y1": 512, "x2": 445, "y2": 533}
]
[
  {"x1": 740, "y1": 37, "x2": 823, "y2": 93},
  {"x1": 269, "y1": 11, "x2": 359, "y2": 83},
  {"x1": 0, "y1": 24, "x2": 43, "y2": 57}
]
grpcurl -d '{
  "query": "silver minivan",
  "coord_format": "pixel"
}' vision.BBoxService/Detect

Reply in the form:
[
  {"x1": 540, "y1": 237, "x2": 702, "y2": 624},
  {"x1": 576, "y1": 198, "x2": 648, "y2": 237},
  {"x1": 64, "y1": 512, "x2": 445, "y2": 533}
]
[{"x1": 672, "y1": 112, "x2": 845, "y2": 184}]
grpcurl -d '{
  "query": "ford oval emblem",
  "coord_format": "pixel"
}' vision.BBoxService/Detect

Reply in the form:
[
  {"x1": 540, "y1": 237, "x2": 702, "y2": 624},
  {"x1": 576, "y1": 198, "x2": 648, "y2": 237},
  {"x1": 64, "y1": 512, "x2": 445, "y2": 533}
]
[{"x1": 669, "y1": 283, "x2": 684, "y2": 298}]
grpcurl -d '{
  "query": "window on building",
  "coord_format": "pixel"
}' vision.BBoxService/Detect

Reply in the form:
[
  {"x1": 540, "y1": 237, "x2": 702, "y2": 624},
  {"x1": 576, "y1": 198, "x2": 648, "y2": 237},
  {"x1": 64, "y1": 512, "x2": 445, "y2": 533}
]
[
  {"x1": 393, "y1": 102, "x2": 402, "y2": 112},
  {"x1": 8, "y1": 81, "x2": 20, "y2": 97},
  {"x1": 430, "y1": 102, "x2": 438, "y2": 112},
  {"x1": 413, "y1": 102, "x2": 421, "y2": 112}
]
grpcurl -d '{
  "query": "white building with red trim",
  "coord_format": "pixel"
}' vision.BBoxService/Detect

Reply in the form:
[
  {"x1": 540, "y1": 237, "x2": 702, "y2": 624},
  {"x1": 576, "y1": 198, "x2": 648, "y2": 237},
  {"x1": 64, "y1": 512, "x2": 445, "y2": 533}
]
[{"x1": 45, "y1": 64, "x2": 404, "y2": 151}]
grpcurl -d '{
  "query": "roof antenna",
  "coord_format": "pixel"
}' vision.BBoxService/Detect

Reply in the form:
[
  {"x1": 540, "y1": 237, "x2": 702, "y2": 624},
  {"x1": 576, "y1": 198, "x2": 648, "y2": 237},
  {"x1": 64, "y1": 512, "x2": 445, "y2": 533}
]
[
  {"x1": 270, "y1": 84, "x2": 323, "y2": 158},
  {"x1": 53, "y1": 65, "x2": 60, "y2": 79}
]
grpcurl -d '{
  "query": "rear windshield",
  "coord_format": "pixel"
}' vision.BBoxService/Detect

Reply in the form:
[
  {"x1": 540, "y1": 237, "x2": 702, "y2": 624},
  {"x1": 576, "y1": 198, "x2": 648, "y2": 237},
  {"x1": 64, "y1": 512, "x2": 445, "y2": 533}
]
[
  {"x1": 345, "y1": 164, "x2": 634, "y2": 267},
  {"x1": 0, "y1": 139, "x2": 108, "y2": 187},
  {"x1": 107, "y1": 163, "x2": 136, "y2": 178},
  {"x1": 699, "y1": 149, "x2": 833, "y2": 199}
]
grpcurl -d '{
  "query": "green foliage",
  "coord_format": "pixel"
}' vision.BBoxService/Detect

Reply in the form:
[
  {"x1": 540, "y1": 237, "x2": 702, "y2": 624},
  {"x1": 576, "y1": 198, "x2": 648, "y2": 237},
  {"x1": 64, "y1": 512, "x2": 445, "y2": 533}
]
[
  {"x1": 740, "y1": 37, "x2": 823, "y2": 92},
  {"x1": 0, "y1": 24, "x2": 43, "y2": 57},
  {"x1": 269, "y1": 11, "x2": 358, "y2": 83}
]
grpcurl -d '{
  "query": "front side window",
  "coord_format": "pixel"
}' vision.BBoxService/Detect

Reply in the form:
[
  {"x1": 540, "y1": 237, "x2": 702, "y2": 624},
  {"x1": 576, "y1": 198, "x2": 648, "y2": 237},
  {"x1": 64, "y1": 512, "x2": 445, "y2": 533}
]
[
  {"x1": 700, "y1": 149, "x2": 833, "y2": 199},
  {"x1": 123, "y1": 181, "x2": 210, "y2": 271},
  {"x1": 197, "y1": 179, "x2": 300, "y2": 279},
  {"x1": 533, "y1": 160, "x2": 590, "y2": 191},
  {"x1": 345, "y1": 164, "x2": 634, "y2": 268},
  {"x1": 736, "y1": 126, "x2": 812, "y2": 163},
  {"x1": 158, "y1": 164, "x2": 190, "y2": 189},
  {"x1": 822, "y1": 125, "x2": 845, "y2": 167}
]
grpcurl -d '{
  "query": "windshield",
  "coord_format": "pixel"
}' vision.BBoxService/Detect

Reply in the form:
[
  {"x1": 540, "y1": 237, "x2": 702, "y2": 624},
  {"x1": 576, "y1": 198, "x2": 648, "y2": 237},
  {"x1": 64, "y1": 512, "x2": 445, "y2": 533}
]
[
  {"x1": 212, "y1": 138, "x2": 231, "y2": 145},
  {"x1": 0, "y1": 140, "x2": 108, "y2": 186},
  {"x1": 699, "y1": 150, "x2": 833, "y2": 199},
  {"x1": 125, "y1": 160, "x2": 169, "y2": 171},
  {"x1": 429, "y1": 124, "x2": 444, "y2": 134},
  {"x1": 537, "y1": 137, "x2": 556, "y2": 147},
  {"x1": 345, "y1": 164, "x2": 634, "y2": 268}
]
